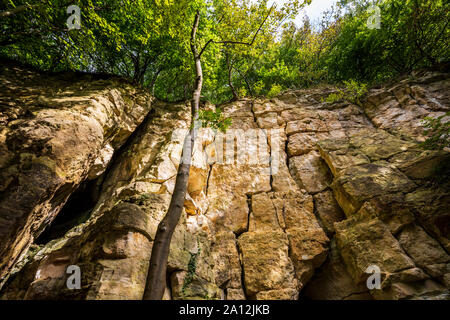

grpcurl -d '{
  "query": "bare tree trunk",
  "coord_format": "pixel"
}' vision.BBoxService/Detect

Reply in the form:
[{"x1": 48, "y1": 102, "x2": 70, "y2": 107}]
[
  {"x1": 143, "y1": 10, "x2": 202, "y2": 300},
  {"x1": 226, "y1": 51, "x2": 238, "y2": 100}
]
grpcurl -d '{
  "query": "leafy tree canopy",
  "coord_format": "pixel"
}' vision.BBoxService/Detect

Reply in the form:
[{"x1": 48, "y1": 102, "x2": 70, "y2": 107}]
[{"x1": 1, "y1": 0, "x2": 448, "y2": 103}]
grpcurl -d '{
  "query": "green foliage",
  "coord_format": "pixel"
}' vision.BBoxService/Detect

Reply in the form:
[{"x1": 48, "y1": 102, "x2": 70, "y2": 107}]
[
  {"x1": 327, "y1": 0, "x2": 449, "y2": 82},
  {"x1": 1, "y1": 0, "x2": 448, "y2": 103},
  {"x1": 124, "y1": 193, "x2": 152, "y2": 206},
  {"x1": 198, "y1": 108, "x2": 232, "y2": 133},
  {"x1": 181, "y1": 247, "x2": 201, "y2": 295},
  {"x1": 137, "y1": 193, "x2": 151, "y2": 205},
  {"x1": 325, "y1": 92, "x2": 344, "y2": 104},
  {"x1": 421, "y1": 112, "x2": 450, "y2": 150},
  {"x1": 0, "y1": 0, "x2": 202, "y2": 89},
  {"x1": 325, "y1": 80, "x2": 368, "y2": 105},
  {"x1": 267, "y1": 84, "x2": 284, "y2": 98}
]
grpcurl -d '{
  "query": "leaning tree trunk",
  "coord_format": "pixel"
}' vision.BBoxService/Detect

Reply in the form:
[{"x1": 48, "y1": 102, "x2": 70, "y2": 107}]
[
  {"x1": 143, "y1": 5, "x2": 273, "y2": 299},
  {"x1": 143, "y1": 10, "x2": 203, "y2": 300}
]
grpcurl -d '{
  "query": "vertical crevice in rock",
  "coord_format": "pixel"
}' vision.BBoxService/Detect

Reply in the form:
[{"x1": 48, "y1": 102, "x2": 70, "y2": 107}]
[
  {"x1": 205, "y1": 164, "x2": 213, "y2": 196},
  {"x1": 245, "y1": 194, "x2": 252, "y2": 233},
  {"x1": 94, "y1": 106, "x2": 157, "y2": 202},
  {"x1": 284, "y1": 137, "x2": 291, "y2": 171},
  {"x1": 234, "y1": 237, "x2": 247, "y2": 300},
  {"x1": 249, "y1": 99, "x2": 258, "y2": 125},
  {"x1": 355, "y1": 100, "x2": 377, "y2": 129}
]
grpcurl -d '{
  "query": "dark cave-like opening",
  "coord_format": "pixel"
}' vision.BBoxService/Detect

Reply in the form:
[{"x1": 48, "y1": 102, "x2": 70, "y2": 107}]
[{"x1": 35, "y1": 177, "x2": 102, "y2": 245}]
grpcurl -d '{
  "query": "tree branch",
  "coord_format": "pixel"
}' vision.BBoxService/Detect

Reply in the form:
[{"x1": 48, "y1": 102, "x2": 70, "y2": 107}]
[
  {"x1": 190, "y1": 10, "x2": 201, "y2": 59},
  {"x1": 198, "y1": 5, "x2": 274, "y2": 58},
  {"x1": 0, "y1": 4, "x2": 38, "y2": 18}
]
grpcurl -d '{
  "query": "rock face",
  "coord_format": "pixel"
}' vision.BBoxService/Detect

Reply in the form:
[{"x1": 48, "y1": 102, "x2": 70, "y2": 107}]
[
  {"x1": 0, "y1": 62, "x2": 449, "y2": 300},
  {"x1": 0, "y1": 62, "x2": 152, "y2": 284}
]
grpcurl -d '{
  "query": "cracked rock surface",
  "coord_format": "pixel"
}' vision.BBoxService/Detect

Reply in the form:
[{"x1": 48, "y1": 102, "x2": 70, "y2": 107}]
[{"x1": 0, "y1": 63, "x2": 449, "y2": 300}]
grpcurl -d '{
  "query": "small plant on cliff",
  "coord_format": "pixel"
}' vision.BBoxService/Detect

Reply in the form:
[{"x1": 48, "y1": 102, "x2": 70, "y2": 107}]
[
  {"x1": 181, "y1": 247, "x2": 201, "y2": 296},
  {"x1": 325, "y1": 80, "x2": 368, "y2": 105},
  {"x1": 197, "y1": 108, "x2": 232, "y2": 133},
  {"x1": 137, "y1": 193, "x2": 151, "y2": 205},
  {"x1": 267, "y1": 84, "x2": 284, "y2": 98},
  {"x1": 421, "y1": 112, "x2": 450, "y2": 150}
]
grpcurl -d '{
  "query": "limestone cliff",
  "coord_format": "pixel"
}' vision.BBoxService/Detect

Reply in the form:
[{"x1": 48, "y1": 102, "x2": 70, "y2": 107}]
[{"x1": 0, "y1": 62, "x2": 449, "y2": 300}]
